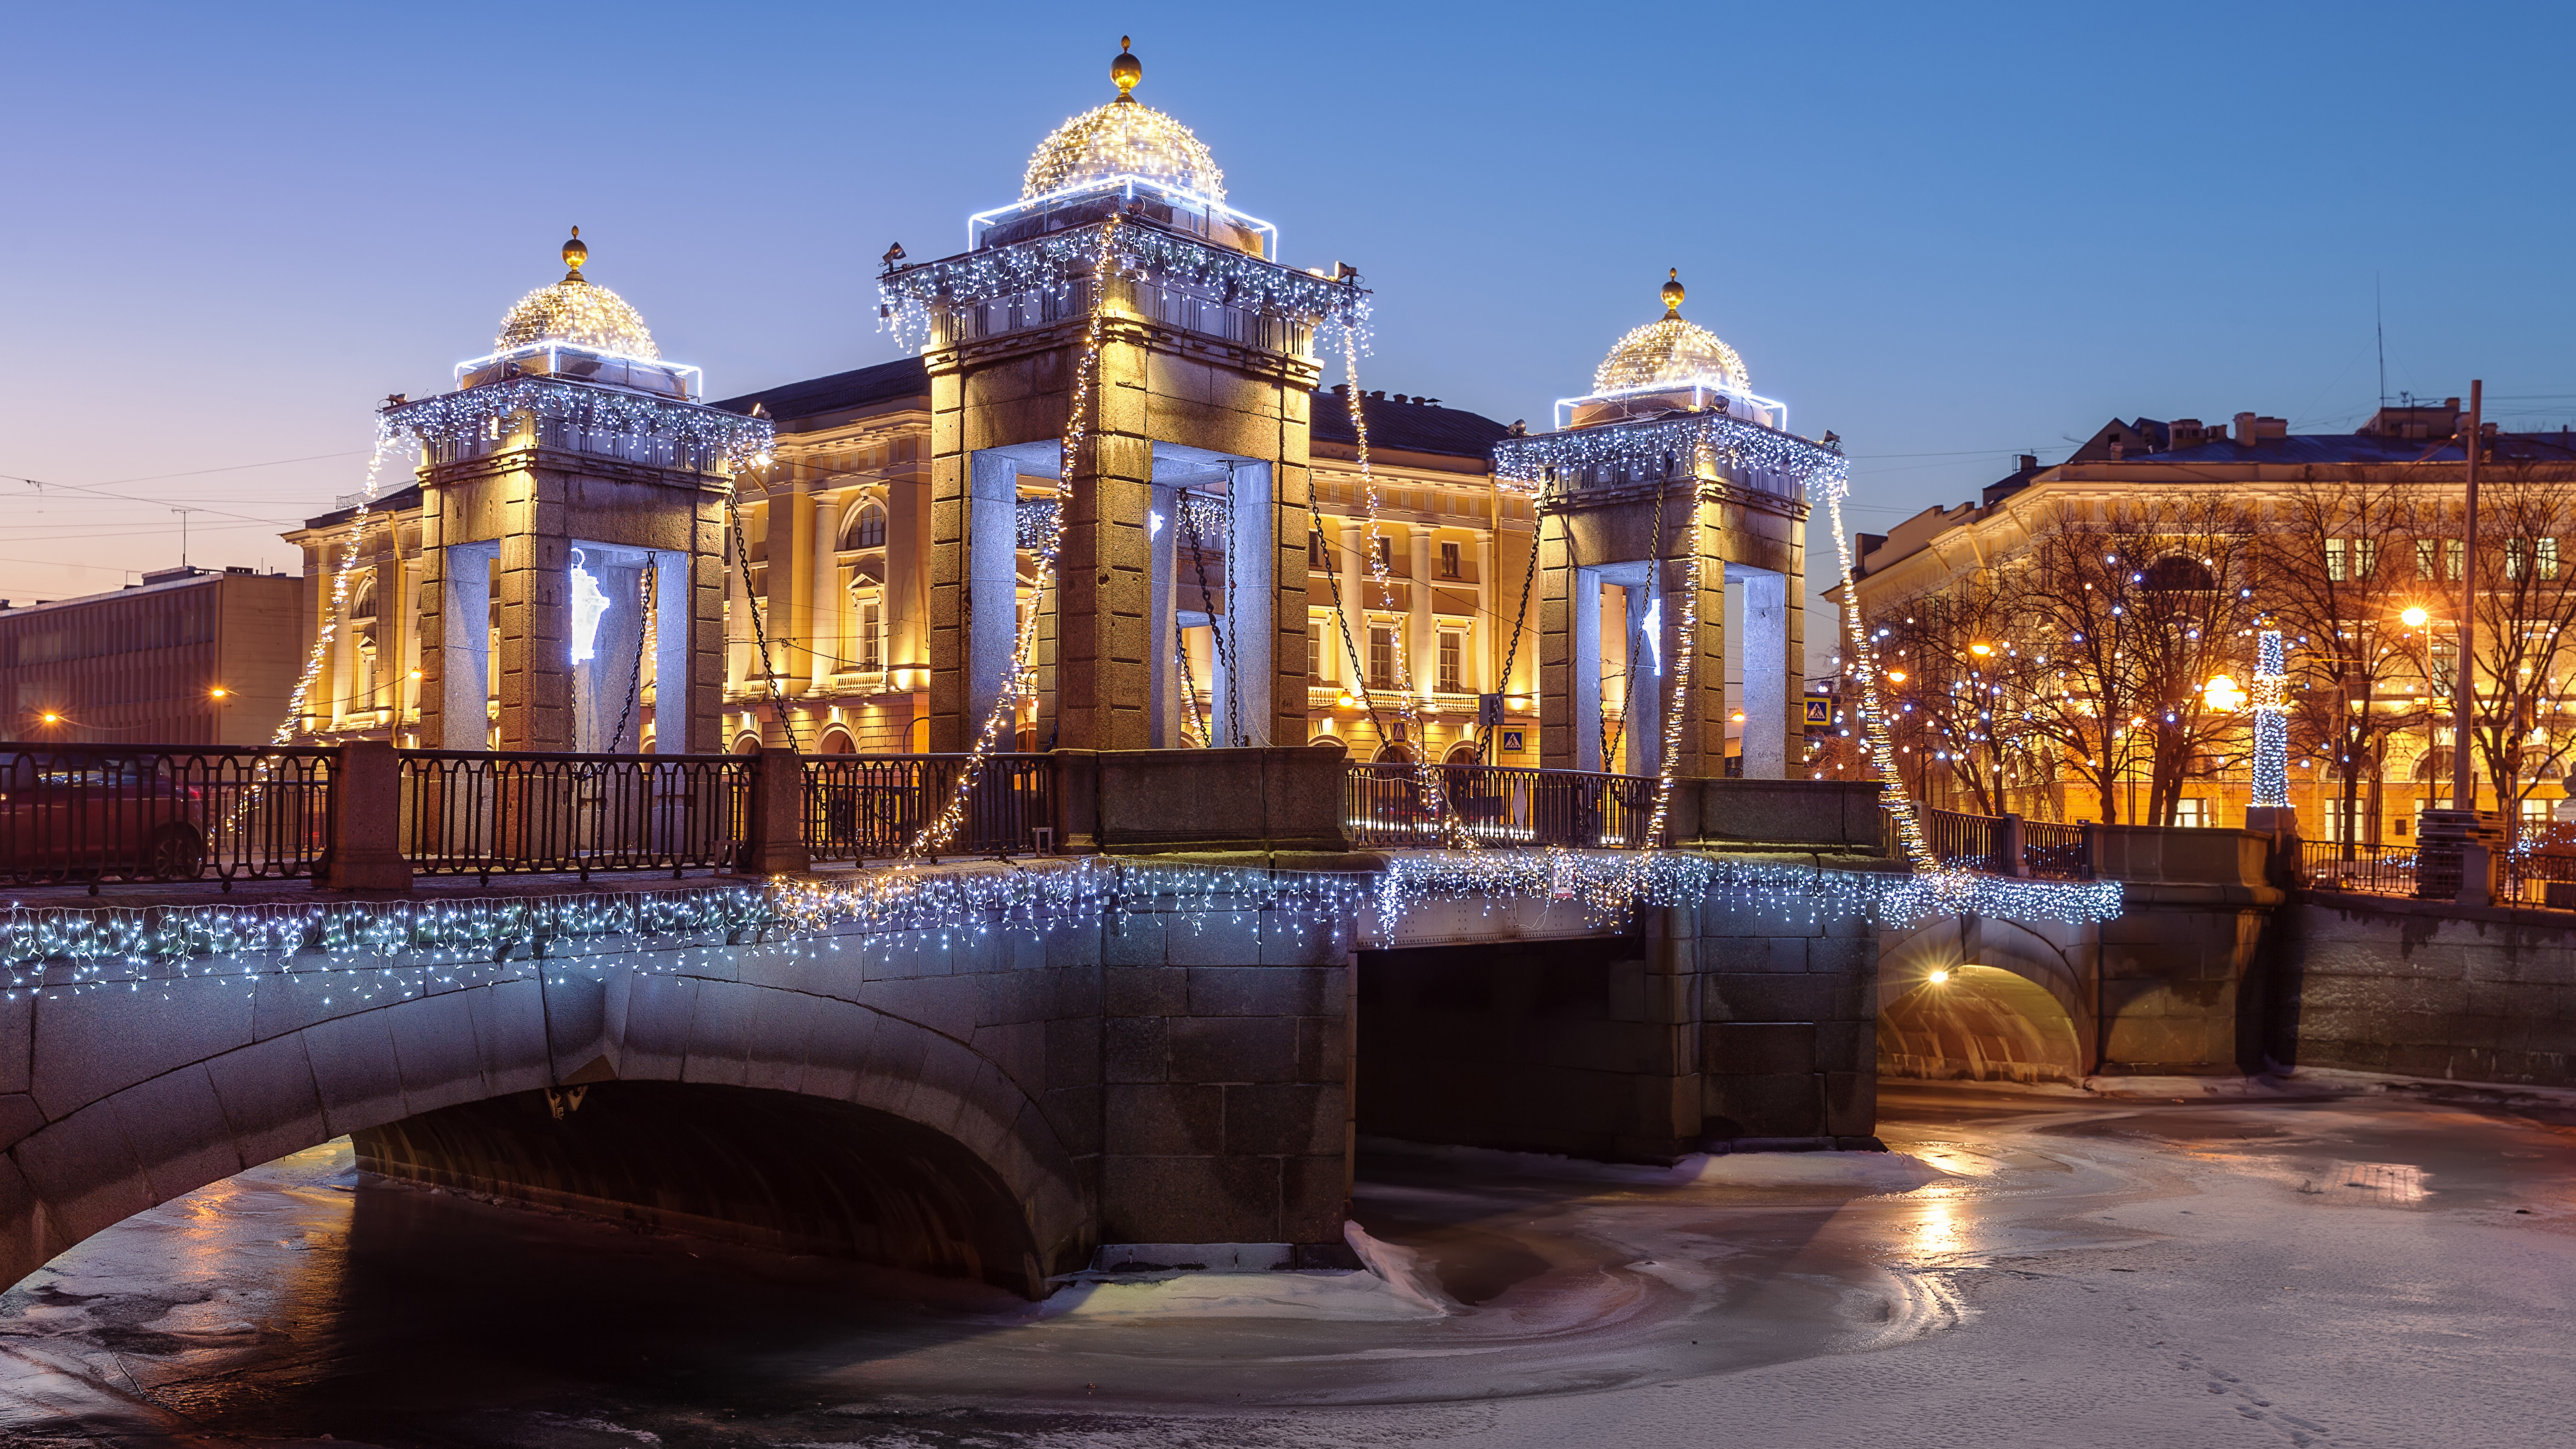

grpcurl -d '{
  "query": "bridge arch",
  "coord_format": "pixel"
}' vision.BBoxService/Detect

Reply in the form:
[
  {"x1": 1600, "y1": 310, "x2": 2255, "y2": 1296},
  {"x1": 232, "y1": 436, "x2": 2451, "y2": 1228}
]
[
  {"x1": 1876, "y1": 914, "x2": 2094, "y2": 1085},
  {"x1": 0, "y1": 972, "x2": 1086, "y2": 1298}
]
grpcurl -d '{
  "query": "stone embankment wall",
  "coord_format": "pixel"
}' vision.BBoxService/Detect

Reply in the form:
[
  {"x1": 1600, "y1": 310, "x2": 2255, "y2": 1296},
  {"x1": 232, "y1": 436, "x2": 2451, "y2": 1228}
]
[{"x1": 2273, "y1": 894, "x2": 2576, "y2": 1086}]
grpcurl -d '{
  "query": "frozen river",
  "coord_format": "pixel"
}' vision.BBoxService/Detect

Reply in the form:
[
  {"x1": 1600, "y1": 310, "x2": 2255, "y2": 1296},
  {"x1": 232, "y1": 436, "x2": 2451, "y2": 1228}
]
[{"x1": 1, "y1": 1081, "x2": 2569, "y2": 1448}]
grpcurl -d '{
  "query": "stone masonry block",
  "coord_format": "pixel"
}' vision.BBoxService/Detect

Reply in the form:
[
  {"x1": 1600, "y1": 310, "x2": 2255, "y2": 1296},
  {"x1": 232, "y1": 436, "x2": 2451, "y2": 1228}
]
[
  {"x1": 1165, "y1": 915, "x2": 1263, "y2": 967},
  {"x1": 108, "y1": 1066, "x2": 242, "y2": 1205},
  {"x1": 10, "y1": 1102, "x2": 152, "y2": 1252},
  {"x1": 1223, "y1": 1083, "x2": 1342, "y2": 1156},
  {"x1": 1101, "y1": 1154, "x2": 1282, "y2": 1244},
  {"x1": 203, "y1": 1034, "x2": 329, "y2": 1169},
  {"x1": 1168, "y1": 1018, "x2": 1299, "y2": 1084},
  {"x1": 1105, "y1": 1083, "x2": 1224, "y2": 1156},
  {"x1": 302, "y1": 1012, "x2": 409, "y2": 1137},
  {"x1": 1105, "y1": 1016, "x2": 1169, "y2": 1084},
  {"x1": 468, "y1": 979, "x2": 552, "y2": 1097},
  {"x1": 1107, "y1": 967, "x2": 1189, "y2": 1018},
  {"x1": 1104, "y1": 914, "x2": 1168, "y2": 967},
  {"x1": 32, "y1": 979, "x2": 256, "y2": 1121},
  {"x1": 384, "y1": 991, "x2": 489, "y2": 1117},
  {"x1": 1186, "y1": 967, "x2": 1328, "y2": 1018},
  {"x1": 1704, "y1": 1022, "x2": 1817, "y2": 1077},
  {"x1": 796, "y1": 998, "x2": 882, "y2": 1101}
]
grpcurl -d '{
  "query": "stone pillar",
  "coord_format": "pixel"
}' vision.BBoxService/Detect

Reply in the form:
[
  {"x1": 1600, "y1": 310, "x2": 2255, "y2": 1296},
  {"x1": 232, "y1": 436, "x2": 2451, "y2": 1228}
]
[
  {"x1": 1473, "y1": 533, "x2": 1494, "y2": 696},
  {"x1": 1672, "y1": 497, "x2": 1728, "y2": 783},
  {"x1": 1538, "y1": 506, "x2": 1577, "y2": 769},
  {"x1": 1226, "y1": 462, "x2": 1279, "y2": 747},
  {"x1": 433, "y1": 540, "x2": 497, "y2": 750},
  {"x1": 1055, "y1": 325, "x2": 1153, "y2": 751},
  {"x1": 1736, "y1": 567, "x2": 1788, "y2": 780},
  {"x1": 963, "y1": 451, "x2": 1023, "y2": 743},
  {"x1": 1625, "y1": 580, "x2": 1664, "y2": 780},
  {"x1": 810, "y1": 492, "x2": 842, "y2": 691},
  {"x1": 652, "y1": 549, "x2": 692, "y2": 753},
  {"x1": 1148, "y1": 482, "x2": 1181, "y2": 747},
  {"x1": 1406, "y1": 525, "x2": 1434, "y2": 710},
  {"x1": 493, "y1": 513, "x2": 574, "y2": 752}
]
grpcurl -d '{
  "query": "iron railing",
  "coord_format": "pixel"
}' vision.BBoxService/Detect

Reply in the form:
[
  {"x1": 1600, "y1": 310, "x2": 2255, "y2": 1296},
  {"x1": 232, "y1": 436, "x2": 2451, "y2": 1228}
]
[
  {"x1": 0, "y1": 743, "x2": 335, "y2": 892},
  {"x1": 396, "y1": 750, "x2": 747, "y2": 882},
  {"x1": 803, "y1": 753, "x2": 1055, "y2": 862},
  {"x1": 2301, "y1": 842, "x2": 2445, "y2": 898},
  {"x1": 2021, "y1": 819, "x2": 2093, "y2": 880},
  {"x1": 1343, "y1": 763, "x2": 1660, "y2": 849},
  {"x1": 1923, "y1": 807, "x2": 2002, "y2": 872}
]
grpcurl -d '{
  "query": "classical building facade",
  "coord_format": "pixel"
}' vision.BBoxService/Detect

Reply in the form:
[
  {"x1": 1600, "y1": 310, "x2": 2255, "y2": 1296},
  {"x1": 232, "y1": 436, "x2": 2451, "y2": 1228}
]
[
  {"x1": 1849, "y1": 405, "x2": 2576, "y2": 836},
  {"x1": 276, "y1": 44, "x2": 1829, "y2": 780}
]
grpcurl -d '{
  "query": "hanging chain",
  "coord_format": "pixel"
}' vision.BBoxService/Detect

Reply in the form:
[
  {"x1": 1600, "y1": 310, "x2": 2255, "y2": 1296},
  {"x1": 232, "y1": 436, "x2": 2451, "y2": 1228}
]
[
  {"x1": 725, "y1": 488, "x2": 806, "y2": 753},
  {"x1": 1310, "y1": 515, "x2": 1395, "y2": 745},
  {"x1": 1175, "y1": 612, "x2": 1211, "y2": 747},
  {"x1": 1488, "y1": 487, "x2": 1545, "y2": 760},
  {"x1": 610, "y1": 562, "x2": 653, "y2": 753},
  {"x1": 1183, "y1": 496, "x2": 1240, "y2": 745}
]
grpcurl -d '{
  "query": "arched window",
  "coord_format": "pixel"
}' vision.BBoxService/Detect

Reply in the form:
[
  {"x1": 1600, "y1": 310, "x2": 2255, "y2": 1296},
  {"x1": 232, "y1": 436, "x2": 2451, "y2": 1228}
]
[
  {"x1": 843, "y1": 502, "x2": 888, "y2": 551},
  {"x1": 1445, "y1": 741, "x2": 1483, "y2": 765}
]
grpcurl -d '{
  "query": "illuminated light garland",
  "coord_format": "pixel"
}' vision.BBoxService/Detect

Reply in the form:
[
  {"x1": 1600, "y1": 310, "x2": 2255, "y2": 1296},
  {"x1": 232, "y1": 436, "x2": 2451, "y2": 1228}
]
[
  {"x1": 1491, "y1": 411, "x2": 1818, "y2": 505},
  {"x1": 0, "y1": 851, "x2": 2120, "y2": 989},
  {"x1": 1022, "y1": 99, "x2": 1225, "y2": 203},
  {"x1": 1822, "y1": 445, "x2": 1934, "y2": 869},
  {"x1": 1614, "y1": 466, "x2": 1701, "y2": 899},
  {"x1": 880, "y1": 222, "x2": 1368, "y2": 358},
  {"x1": 496, "y1": 277, "x2": 659, "y2": 359},
  {"x1": 384, "y1": 376, "x2": 775, "y2": 469},
  {"x1": 904, "y1": 216, "x2": 1125, "y2": 859},
  {"x1": 262, "y1": 426, "x2": 416, "y2": 751},
  {"x1": 1594, "y1": 315, "x2": 1749, "y2": 396},
  {"x1": 1342, "y1": 331, "x2": 1473, "y2": 849},
  {"x1": 2252, "y1": 628, "x2": 2290, "y2": 808}
]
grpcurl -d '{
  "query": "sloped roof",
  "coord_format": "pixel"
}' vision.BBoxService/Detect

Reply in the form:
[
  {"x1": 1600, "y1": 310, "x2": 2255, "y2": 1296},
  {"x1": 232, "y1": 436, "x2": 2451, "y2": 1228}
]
[
  {"x1": 1311, "y1": 388, "x2": 1513, "y2": 462},
  {"x1": 713, "y1": 358, "x2": 930, "y2": 425}
]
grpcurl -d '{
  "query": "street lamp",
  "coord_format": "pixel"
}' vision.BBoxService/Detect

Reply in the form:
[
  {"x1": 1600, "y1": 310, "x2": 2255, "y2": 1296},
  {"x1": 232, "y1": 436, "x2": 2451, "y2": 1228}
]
[{"x1": 2202, "y1": 674, "x2": 2247, "y2": 712}]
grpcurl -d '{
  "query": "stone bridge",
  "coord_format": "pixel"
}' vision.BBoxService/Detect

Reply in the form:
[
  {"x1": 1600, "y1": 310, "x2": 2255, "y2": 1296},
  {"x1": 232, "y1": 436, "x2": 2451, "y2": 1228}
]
[{"x1": 0, "y1": 777, "x2": 1917, "y2": 1298}]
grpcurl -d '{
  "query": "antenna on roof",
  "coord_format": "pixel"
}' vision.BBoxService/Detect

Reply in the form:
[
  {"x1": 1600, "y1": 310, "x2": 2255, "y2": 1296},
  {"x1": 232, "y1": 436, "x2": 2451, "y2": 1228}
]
[{"x1": 2375, "y1": 274, "x2": 2387, "y2": 409}]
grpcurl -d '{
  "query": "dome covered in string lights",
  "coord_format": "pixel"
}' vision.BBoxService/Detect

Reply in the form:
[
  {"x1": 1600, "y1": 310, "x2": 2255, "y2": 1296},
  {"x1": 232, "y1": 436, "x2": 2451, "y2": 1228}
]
[
  {"x1": 1593, "y1": 270, "x2": 1747, "y2": 396},
  {"x1": 495, "y1": 228, "x2": 661, "y2": 360},
  {"x1": 1021, "y1": 38, "x2": 1226, "y2": 202}
]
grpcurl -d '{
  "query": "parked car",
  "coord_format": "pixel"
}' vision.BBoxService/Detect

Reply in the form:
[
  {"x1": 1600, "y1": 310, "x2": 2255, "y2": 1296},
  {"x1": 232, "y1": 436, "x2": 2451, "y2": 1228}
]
[{"x1": 0, "y1": 753, "x2": 208, "y2": 882}]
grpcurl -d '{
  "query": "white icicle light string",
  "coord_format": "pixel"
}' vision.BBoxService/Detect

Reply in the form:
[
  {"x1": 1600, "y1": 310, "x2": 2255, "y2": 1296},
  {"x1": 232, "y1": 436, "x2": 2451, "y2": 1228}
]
[
  {"x1": 1, "y1": 851, "x2": 2119, "y2": 991},
  {"x1": 904, "y1": 215, "x2": 1124, "y2": 859},
  {"x1": 1821, "y1": 442, "x2": 1932, "y2": 868},
  {"x1": 1342, "y1": 332, "x2": 1477, "y2": 849}
]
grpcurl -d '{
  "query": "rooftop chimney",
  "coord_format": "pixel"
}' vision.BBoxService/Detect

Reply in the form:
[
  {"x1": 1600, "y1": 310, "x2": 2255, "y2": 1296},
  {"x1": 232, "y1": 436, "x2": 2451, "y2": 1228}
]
[{"x1": 2017, "y1": 453, "x2": 2038, "y2": 473}]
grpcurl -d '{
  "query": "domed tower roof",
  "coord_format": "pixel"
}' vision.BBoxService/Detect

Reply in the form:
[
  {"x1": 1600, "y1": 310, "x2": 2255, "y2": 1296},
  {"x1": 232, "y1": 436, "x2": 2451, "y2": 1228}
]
[
  {"x1": 495, "y1": 228, "x2": 660, "y2": 360},
  {"x1": 1022, "y1": 38, "x2": 1225, "y2": 202},
  {"x1": 1593, "y1": 269, "x2": 1746, "y2": 395}
]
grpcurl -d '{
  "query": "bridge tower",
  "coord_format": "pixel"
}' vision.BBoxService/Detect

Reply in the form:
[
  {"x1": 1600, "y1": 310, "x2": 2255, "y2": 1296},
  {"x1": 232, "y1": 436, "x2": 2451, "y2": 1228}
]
[
  {"x1": 384, "y1": 233, "x2": 771, "y2": 753},
  {"x1": 1495, "y1": 272, "x2": 1830, "y2": 782},
  {"x1": 888, "y1": 40, "x2": 1363, "y2": 752}
]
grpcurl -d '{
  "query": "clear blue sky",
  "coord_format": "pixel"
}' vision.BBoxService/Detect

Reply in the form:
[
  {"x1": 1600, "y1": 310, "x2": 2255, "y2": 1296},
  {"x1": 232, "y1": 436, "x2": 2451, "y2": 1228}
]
[{"x1": 5, "y1": 0, "x2": 2571, "y2": 669}]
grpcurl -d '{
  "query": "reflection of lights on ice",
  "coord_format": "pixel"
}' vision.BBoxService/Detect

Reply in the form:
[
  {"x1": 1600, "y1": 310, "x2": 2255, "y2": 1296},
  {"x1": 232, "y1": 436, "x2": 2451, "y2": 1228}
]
[{"x1": 569, "y1": 549, "x2": 610, "y2": 663}]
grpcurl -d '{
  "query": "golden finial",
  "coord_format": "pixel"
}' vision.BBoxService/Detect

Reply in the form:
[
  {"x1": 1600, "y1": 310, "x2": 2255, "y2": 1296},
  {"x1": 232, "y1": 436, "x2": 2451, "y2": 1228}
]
[
  {"x1": 561, "y1": 226, "x2": 588, "y2": 283},
  {"x1": 1660, "y1": 267, "x2": 1684, "y2": 318},
  {"x1": 1111, "y1": 36, "x2": 1142, "y2": 101}
]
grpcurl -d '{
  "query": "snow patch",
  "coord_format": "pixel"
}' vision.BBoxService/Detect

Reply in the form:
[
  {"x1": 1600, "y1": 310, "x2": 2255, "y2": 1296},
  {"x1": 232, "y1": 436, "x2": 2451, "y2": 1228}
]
[
  {"x1": 1039, "y1": 1268, "x2": 1447, "y2": 1322},
  {"x1": 1364, "y1": 1136, "x2": 1954, "y2": 1195}
]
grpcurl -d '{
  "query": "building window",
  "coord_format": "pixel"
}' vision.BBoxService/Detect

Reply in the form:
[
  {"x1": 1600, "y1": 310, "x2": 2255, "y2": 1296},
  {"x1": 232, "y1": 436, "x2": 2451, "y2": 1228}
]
[
  {"x1": 858, "y1": 599, "x2": 882, "y2": 669},
  {"x1": 1438, "y1": 632, "x2": 1461, "y2": 694},
  {"x1": 2513, "y1": 537, "x2": 2562, "y2": 581},
  {"x1": 1308, "y1": 533, "x2": 1324, "y2": 570},
  {"x1": 2419, "y1": 538, "x2": 2465, "y2": 581},
  {"x1": 844, "y1": 503, "x2": 887, "y2": 550},
  {"x1": 2171, "y1": 798, "x2": 2212, "y2": 828},
  {"x1": 1368, "y1": 626, "x2": 1393, "y2": 688},
  {"x1": 1440, "y1": 541, "x2": 1461, "y2": 578},
  {"x1": 1307, "y1": 631, "x2": 1321, "y2": 680},
  {"x1": 1374, "y1": 537, "x2": 1392, "y2": 571}
]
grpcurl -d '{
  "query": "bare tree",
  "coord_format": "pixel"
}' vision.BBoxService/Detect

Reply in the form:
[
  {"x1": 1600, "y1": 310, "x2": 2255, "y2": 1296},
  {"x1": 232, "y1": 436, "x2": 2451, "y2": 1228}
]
[
  {"x1": 1874, "y1": 580, "x2": 2045, "y2": 817},
  {"x1": 2255, "y1": 472, "x2": 2432, "y2": 848},
  {"x1": 2461, "y1": 461, "x2": 2576, "y2": 839},
  {"x1": 2006, "y1": 496, "x2": 2260, "y2": 825}
]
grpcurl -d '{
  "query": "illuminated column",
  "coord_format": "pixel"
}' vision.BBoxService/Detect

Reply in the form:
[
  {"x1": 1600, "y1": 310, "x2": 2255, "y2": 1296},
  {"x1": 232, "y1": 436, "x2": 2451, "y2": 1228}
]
[
  {"x1": 1147, "y1": 482, "x2": 1181, "y2": 745},
  {"x1": 1224, "y1": 462, "x2": 1278, "y2": 747},
  {"x1": 810, "y1": 493, "x2": 842, "y2": 691},
  {"x1": 2247, "y1": 627, "x2": 2293, "y2": 830},
  {"x1": 1735, "y1": 568, "x2": 1788, "y2": 779}
]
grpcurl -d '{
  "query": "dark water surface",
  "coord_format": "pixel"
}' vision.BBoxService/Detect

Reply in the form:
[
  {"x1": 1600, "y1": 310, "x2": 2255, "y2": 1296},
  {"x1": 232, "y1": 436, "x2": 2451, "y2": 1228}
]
[{"x1": 3, "y1": 1083, "x2": 2570, "y2": 1446}]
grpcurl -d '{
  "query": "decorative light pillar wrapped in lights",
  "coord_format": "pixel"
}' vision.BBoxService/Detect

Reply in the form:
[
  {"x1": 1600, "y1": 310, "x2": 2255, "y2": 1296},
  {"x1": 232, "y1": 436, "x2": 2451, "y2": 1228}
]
[
  {"x1": 382, "y1": 231, "x2": 773, "y2": 752},
  {"x1": 881, "y1": 38, "x2": 1366, "y2": 757},
  {"x1": 2245, "y1": 627, "x2": 2296, "y2": 833},
  {"x1": 1491, "y1": 271, "x2": 1825, "y2": 790}
]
